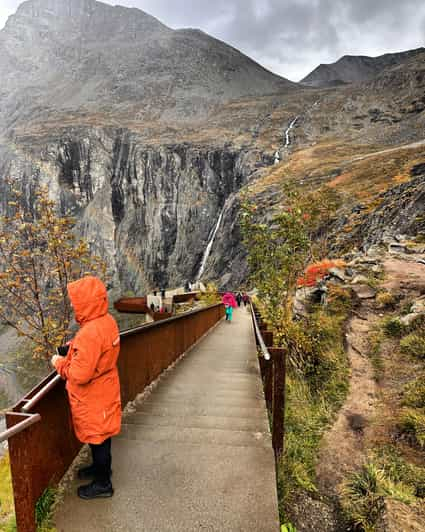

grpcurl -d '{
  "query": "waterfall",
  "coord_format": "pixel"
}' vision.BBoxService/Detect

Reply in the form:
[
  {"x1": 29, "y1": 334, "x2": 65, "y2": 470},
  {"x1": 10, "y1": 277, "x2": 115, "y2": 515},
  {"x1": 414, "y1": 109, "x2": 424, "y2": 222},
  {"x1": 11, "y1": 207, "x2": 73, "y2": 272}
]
[
  {"x1": 196, "y1": 207, "x2": 225, "y2": 281},
  {"x1": 284, "y1": 116, "x2": 299, "y2": 147}
]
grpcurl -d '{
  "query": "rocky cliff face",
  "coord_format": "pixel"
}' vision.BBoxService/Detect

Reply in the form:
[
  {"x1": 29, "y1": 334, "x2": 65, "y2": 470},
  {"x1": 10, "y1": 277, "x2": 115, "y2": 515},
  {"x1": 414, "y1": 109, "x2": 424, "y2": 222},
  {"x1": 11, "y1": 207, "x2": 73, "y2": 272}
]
[{"x1": 2, "y1": 127, "x2": 266, "y2": 292}]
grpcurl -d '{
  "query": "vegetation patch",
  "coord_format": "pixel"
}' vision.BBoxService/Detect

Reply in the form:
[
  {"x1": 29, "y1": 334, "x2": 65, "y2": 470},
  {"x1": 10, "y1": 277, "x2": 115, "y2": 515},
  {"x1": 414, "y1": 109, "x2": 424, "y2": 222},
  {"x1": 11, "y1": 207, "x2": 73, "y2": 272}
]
[
  {"x1": 340, "y1": 461, "x2": 416, "y2": 532},
  {"x1": 0, "y1": 454, "x2": 15, "y2": 531},
  {"x1": 382, "y1": 317, "x2": 406, "y2": 338},
  {"x1": 279, "y1": 308, "x2": 349, "y2": 521},
  {"x1": 400, "y1": 334, "x2": 425, "y2": 359},
  {"x1": 397, "y1": 409, "x2": 425, "y2": 449},
  {"x1": 35, "y1": 487, "x2": 57, "y2": 532}
]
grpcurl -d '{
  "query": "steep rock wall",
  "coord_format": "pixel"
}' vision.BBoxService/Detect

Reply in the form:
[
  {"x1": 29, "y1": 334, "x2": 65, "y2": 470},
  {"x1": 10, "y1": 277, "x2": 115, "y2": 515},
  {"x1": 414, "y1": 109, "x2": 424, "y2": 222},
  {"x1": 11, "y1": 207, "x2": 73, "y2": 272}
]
[{"x1": 0, "y1": 129, "x2": 266, "y2": 292}]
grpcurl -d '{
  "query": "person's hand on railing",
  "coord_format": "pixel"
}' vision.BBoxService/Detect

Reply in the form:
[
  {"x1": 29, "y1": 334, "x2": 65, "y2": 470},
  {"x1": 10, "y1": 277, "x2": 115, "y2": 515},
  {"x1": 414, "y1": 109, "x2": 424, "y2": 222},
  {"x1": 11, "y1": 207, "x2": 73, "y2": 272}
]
[{"x1": 51, "y1": 354, "x2": 61, "y2": 368}]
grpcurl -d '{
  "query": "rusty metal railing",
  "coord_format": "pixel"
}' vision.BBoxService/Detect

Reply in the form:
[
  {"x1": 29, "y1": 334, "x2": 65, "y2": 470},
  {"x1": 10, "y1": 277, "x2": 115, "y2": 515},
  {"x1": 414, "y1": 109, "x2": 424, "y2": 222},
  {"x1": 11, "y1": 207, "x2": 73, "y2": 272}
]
[
  {"x1": 250, "y1": 304, "x2": 286, "y2": 461},
  {"x1": 2, "y1": 303, "x2": 225, "y2": 532}
]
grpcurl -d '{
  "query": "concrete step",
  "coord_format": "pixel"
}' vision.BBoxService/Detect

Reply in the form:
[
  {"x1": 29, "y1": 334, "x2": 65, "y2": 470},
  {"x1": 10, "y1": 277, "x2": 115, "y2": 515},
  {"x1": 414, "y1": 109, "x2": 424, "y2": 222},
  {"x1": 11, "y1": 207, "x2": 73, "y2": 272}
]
[
  {"x1": 145, "y1": 389, "x2": 265, "y2": 403},
  {"x1": 135, "y1": 402, "x2": 266, "y2": 419},
  {"x1": 140, "y1": 395, "x2": 265, "y2": 409},
  {"x1": 124, "y1": 412, "x2": 270, "y2": 433},
  {"x1": 118, "y1": 423, "x2": 271, "y2": 448},
  {"x1": 54, "y1": 436, "x2": 279, "y2": 532}
]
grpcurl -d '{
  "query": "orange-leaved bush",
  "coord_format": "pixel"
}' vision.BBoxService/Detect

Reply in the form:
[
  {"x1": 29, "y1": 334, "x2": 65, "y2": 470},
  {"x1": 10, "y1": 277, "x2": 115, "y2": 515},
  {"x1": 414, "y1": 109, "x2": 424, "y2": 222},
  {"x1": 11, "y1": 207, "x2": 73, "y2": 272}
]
[{"x1": 297, "y1": 259, "x2": 345, "y2": 288}]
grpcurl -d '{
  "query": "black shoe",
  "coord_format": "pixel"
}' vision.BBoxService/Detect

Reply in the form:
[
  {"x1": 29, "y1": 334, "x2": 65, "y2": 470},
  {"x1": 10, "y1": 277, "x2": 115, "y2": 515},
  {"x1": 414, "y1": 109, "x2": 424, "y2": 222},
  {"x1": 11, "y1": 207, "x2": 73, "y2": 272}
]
[
  {"x1": 77, "y1": 481, "x2": 114, "y2": 499},
  {"x1": 78, "y1": 465, "x2": 112, "y2": 480}
]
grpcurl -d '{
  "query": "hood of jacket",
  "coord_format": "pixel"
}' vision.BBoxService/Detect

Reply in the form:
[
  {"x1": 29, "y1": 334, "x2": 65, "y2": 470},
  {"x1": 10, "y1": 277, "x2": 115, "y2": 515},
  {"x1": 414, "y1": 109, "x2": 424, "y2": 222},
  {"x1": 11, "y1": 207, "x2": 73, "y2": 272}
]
[{"x1": 67, "y1": 276, "x2": 108, "y2": 325}]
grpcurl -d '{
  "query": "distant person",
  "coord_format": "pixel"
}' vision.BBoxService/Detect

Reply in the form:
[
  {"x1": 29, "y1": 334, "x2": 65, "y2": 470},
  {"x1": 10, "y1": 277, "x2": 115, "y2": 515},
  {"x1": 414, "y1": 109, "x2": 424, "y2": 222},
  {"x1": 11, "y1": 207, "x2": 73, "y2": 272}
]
[
  {"x1": 236, "y1": 292, "x2": 242, "y2": 307},
  {"x1": 51, "y1": 276, "x2": 121, "y2": 500},
  {"x1": 242, "y1": 293, "x2": 249, "y2": 307},
  {"x1": 222, "y1": 292, "x2": 237, "y2": 322}
]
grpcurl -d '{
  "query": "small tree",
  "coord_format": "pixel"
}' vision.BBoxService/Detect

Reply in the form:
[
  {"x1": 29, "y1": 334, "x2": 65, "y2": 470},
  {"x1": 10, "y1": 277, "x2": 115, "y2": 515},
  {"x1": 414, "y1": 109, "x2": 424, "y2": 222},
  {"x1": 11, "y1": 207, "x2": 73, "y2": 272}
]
[
  {"x1": 240, "y1": 184, "x2": 339, "y2": 360},
  {"x1": 0, "y1": 184, "x2": 107, "y2": 361}
]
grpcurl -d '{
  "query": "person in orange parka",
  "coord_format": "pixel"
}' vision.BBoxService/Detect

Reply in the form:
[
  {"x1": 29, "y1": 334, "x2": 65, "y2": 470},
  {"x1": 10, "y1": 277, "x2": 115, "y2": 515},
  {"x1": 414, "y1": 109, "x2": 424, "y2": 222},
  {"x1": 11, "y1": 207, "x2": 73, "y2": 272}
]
[{"x1": 51, "y1": 276, "x2": 121, "y2": 500}]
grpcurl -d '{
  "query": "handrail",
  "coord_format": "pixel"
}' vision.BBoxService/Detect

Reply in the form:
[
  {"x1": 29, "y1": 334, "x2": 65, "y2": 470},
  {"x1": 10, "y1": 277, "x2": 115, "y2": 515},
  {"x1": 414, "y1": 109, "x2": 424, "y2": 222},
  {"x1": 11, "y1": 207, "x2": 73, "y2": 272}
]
[
  {"x1": 21, "y1": 374, "x2": 62, "y2": 413},
  {"x1": 120, "y1": 302, "x2": 223, "y2": 337},
  {"x1": 250, "y1": 305, "x2": 271, "y2": 361},
  {"x1": 0, "y1": 302, "x2": 224, "y2": 443},
  {"x1": 0, "y1": 413, "x2": 41, "y2": 443}
]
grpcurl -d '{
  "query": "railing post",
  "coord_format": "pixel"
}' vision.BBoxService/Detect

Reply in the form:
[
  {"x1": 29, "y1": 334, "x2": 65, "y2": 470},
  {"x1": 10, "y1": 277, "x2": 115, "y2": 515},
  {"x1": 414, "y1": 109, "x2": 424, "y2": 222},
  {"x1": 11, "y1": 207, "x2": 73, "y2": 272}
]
[
  {"x1": 261, "y1": 331, "x2": 273, "y2": 411},
  {"x1": 269, "y1": 348, "x2": 286, "y2": 460}
]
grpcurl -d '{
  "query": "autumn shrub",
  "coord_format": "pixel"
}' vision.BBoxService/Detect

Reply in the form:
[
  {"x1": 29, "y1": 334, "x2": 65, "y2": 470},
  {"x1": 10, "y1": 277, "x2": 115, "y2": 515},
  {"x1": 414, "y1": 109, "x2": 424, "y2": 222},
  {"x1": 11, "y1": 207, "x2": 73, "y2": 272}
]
[
  {"x1": 199, "y1": 282, "x2": 221, "y2": 306},
  {"x1": 297, "y1": 259, "x2": 345, "y2": 288},
  {"x1": 400, "y1": 334, "x2": 425, "y2": 359},
  {"x1": 326, "y1": 284, "x2": 353, "y2": 314},
  {"x1": 0, "y1": 185, "x2": 107, "y2": 360},
  {"x1": 376, "y1": 291, "x2": 396, "y2": 309}
]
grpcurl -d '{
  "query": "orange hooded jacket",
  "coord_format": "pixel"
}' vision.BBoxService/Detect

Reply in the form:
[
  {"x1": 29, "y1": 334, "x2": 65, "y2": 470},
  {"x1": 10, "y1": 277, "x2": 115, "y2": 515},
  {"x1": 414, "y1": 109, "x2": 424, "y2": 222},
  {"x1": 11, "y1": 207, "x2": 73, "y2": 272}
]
[{"x1": 54, "y1": 276, "x2": 121, "y2": 444}]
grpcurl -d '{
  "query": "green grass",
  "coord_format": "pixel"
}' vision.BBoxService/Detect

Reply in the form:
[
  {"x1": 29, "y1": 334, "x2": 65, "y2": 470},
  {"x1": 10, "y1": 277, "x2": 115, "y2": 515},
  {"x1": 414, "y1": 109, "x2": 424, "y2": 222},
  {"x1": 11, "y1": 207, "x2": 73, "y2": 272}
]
[
  {"x1": 398, "y1": 409, "x2": 425, "y2": 449},
  {"x1": 35, "y1": 488, "x2": 57, "y2": 532},
  {"x1": 278, "y1": 305, "x2": 350, "y2": 522},
  {"x1": 340, "y1": 461, "x2": 416, "y2": 532},
  {"x1": 0, "y1": 455, "x2": 57, "y2": 532},
  {"x1": 400, "y1": 334, "x2": 425, "y2": 359},
  {"x1": 367, "y1": 330, "x2": 385, "y2": 383},
  {"x1": 402, "y1": 377, "x2": 425, "y2": 409},
  {"x1": 0, "y1": 455, "x2": 15, "y2": 531},
  {"x1": 372, "y1": 445, "x2": 425, "y2": 499},
  {"x1": 382, "y1": 317, "x2": 406, "y2": 338}
]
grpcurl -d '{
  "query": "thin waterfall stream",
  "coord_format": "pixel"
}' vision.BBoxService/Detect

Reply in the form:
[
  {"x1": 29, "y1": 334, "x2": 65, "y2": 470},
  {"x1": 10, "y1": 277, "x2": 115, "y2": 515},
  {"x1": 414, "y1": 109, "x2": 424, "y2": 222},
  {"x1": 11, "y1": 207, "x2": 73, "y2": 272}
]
[
  {"x1": 196, "y1": 206, "x2": 226, "y2": 281},
  {"x1": 284, "y1": 116, "x2": 299, "y2": 147},
  {"x1": 274, "y1": 116, "x2": 299, "y2": 164}
]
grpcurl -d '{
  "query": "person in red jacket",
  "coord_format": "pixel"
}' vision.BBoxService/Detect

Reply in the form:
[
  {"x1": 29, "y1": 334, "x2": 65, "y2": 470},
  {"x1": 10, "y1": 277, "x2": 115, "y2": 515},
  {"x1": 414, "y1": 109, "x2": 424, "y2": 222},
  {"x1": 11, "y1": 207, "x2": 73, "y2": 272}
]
[{"x1": 51, "y1": 276, "x2": 121, "y2": 500}]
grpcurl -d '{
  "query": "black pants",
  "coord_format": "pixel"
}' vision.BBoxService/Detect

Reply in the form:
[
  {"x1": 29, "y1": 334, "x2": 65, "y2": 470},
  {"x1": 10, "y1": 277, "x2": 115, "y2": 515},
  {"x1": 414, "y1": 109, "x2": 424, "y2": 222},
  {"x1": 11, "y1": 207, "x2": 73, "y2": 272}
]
[{"x1": 89, "y1": 438, "x2": 112, "y2": 485}]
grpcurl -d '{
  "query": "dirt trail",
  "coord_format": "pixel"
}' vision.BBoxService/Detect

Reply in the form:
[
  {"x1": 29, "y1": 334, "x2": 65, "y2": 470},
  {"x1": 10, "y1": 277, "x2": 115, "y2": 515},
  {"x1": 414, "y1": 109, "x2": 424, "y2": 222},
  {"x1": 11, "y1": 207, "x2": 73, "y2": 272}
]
[
  {"x1": 316, "y1": 313, "x2": 378, "y2": 496},
  {"x1": 350, "y1": 139, "x2": 425, "y2": 164}
]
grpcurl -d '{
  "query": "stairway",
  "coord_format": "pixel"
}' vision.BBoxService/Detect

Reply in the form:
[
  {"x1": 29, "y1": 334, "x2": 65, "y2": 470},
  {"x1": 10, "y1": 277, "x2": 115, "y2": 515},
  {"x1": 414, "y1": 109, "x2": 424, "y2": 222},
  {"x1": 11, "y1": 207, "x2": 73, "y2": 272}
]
[{"x1": 54, "y1": 308, "x2": 279, "y2": 531}]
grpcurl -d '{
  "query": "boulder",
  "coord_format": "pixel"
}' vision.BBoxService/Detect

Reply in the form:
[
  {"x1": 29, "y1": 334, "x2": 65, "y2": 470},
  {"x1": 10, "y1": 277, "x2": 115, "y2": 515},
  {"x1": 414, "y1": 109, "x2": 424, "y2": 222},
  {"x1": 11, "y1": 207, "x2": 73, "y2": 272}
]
[
  {"x1": 351, "y1": 284, "x2": 376, "y2": 299},
  {"x1": 388, "y1": 243, "x2": 410, "y2": 254},
  {"x1": 411, "y1": 297, "x2": 425, "y2": 314},
  {"x1": 351, "y1": 275, "x2": 369, "y2": 284},
  {"x1": 294, "y1": 284, "x2": 327, "y2": 317},
  {"x1": 400, "y1": 313, "x2": 420, "y2": 327},
  {"x1": 328, "y1": 267, "x2": 346, "y2": 282}
]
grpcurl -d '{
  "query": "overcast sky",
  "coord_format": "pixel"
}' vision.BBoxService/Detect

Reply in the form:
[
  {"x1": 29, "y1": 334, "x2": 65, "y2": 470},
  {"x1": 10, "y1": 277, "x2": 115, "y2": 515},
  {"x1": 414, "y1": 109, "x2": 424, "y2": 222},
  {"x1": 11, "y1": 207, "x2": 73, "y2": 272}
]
[{"x1": 1, "y1": 0, "x2": 424, "y2": 81}]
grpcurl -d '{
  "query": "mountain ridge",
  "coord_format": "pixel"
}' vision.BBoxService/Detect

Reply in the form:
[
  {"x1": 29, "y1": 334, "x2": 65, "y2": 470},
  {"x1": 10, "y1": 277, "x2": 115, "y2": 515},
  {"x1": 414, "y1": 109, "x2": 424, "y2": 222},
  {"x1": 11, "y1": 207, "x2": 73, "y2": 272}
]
[
  {"x1": 301, "y1": 47, "x2": 425, "y2": 87},
  {"x1": 0, "y1": 0, "x2": 296, "y2": 133}
]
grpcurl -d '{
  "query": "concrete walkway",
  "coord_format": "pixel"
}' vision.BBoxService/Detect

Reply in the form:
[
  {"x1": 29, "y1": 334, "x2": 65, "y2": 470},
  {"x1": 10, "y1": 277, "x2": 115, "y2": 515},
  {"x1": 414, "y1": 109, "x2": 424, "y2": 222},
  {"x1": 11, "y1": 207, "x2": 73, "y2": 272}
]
[{"x1": 54, "y1": 308, "x2": 279, "y2": 531}]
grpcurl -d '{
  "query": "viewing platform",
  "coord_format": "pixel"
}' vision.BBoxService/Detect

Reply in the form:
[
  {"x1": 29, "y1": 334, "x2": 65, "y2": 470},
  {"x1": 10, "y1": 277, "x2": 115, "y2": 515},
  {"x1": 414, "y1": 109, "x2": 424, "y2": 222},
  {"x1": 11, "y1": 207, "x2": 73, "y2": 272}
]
[{"x1": 1, "y1": 304, "x2": 279, "y2": 531}]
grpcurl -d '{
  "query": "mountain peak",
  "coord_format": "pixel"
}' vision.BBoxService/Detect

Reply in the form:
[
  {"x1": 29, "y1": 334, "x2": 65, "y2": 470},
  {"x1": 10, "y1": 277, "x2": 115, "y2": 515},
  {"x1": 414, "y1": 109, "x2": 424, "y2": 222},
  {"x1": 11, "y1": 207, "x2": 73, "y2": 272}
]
[
  {"x1": 4, "y1": 0, "x2": 168, "y2": 37},
  {"x1": 302, "y1": 48, "x2": 425, "y2": 88}
]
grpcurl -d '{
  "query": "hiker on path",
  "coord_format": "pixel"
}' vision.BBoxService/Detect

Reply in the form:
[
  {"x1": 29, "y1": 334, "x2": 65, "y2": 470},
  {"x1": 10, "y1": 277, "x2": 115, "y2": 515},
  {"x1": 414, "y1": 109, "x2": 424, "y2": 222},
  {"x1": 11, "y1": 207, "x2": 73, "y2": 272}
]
[
  {"x1": 222, "y1": 292, "x2": 237, "y2": 322},
  {"x1": 236, "y1": 292, "x2": 242, "y2": 307},
  {"x1": 242, "y1": 293, "x2": 249, "y2": 307},
  {"x1": 51, "y1": 276, "x2": 121, "y2": 500}
]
